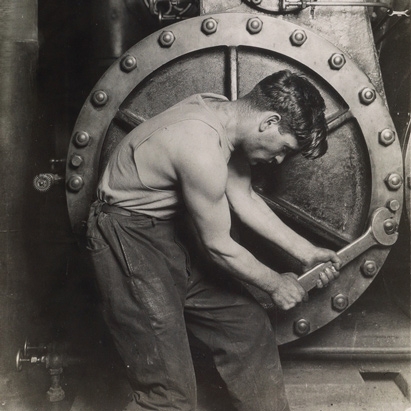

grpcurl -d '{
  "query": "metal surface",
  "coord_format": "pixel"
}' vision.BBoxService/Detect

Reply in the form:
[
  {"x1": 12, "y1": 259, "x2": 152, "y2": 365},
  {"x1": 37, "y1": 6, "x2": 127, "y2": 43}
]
[
  {"x1": 66, "y1": 13, "x2": 403, "y2": 343},
  {"x1": 0, "y1": 0, "x2": 39, "y2": 371},
  {"x1": 298, "y1": 208, "x2": 398, "y2": 292}
]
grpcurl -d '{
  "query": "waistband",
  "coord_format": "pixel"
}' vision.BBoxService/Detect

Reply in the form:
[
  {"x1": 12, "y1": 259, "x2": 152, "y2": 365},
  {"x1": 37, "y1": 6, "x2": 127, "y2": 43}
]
[{"x1": 93, "y1": 200, "x2": 179, "y2": 223}]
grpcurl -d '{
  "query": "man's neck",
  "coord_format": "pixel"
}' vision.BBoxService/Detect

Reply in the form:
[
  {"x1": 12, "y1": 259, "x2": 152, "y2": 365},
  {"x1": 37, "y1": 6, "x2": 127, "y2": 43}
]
[{"x1": 204, "y1": 98, "x2": 252, "y2": 148}]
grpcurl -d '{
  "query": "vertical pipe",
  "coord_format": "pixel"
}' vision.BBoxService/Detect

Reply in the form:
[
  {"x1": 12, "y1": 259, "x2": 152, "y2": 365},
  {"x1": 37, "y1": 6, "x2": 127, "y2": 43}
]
[{"x1": 0, "y1": 1, "x2": 39, "y2": 370}]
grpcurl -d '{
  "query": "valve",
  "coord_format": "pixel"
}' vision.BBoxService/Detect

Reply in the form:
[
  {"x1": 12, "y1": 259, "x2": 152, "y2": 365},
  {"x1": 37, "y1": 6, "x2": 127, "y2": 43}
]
[
  {"x1": 16, "y1": 338, "x2": 66, "y2": 402},
  {"x1": 33, "y1": 173, "x2": 64, "y2": 193}
]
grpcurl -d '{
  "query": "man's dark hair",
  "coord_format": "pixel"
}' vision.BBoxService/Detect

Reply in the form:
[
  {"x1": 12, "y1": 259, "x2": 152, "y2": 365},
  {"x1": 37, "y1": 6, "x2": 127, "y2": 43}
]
[{"x1": 244, "y1": 70, "x2": 328, "y2": 159}]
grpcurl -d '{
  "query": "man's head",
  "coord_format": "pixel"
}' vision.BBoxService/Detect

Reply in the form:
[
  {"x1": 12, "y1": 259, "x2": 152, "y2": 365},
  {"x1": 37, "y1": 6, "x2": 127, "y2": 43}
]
[{"x1": 242, "y1": 70, "x2": 328, "y2": 162}]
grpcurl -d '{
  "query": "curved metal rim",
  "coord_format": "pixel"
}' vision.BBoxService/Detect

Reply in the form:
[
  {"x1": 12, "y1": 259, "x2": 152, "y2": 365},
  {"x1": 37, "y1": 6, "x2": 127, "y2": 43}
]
[{"x1": 66, "y1": 12, "x2": 404, "y2": 343}]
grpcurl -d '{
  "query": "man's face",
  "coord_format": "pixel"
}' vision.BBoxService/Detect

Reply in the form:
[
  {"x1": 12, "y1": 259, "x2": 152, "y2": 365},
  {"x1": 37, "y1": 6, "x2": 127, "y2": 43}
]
[{"x1": 243, "y1": 122, "x2": 300, "y2": 166}]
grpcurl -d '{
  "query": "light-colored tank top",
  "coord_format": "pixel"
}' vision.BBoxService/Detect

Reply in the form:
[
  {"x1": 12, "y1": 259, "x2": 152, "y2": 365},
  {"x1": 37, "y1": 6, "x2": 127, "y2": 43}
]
[{"x1": 97, "y1": 93, "x2": 234, "y2": 219}]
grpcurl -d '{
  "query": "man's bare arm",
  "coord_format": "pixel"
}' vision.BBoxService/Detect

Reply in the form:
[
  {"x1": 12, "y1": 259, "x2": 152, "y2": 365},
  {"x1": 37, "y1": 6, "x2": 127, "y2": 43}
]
[
  {"x1": 226, "y1": 151, "x2": 341, "y2": 284},
  {"x1": 175, "y1": 135, "x2": 306, "y2": 310}
]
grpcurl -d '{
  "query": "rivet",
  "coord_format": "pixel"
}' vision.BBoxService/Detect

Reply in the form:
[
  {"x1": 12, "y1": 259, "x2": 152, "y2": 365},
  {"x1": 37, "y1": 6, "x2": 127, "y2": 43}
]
[
  {"x1": 294, "y1": 318, "x2": 310, "y2": 336},
  {"x1": 328, "y1": 53, "x2": 346, "y2": 70},
  {"x1": 361, "y1": 260, "x2": 378, "y2": 277},
  {"x1": 247, "y1": 17, "x2": 263, "y2": 34},
  {"x1": 251, "y1": 0, "x2": 263, "y2": 4},
  {"x1": 379, "y1": 128, "x2": 395, "y2": 146},
  {"x1": 70, "y1": 154, "x2": 83, "y2": 168},
  {"x1": 159, "y1": 31, "x2": 175, "y2": 47},
  {"x1": 67, "y1": 175, "x2": 84, "y2": 192},
  {"x1": 91, "y1": 90, "x2": 108, "y2": 107},
  {"x1": 120, "y1": 55, "x2": 137, "y2": 72},
  {"x1": 332, "y1": 294, "x2": 349, "y2": 312},
  {"x1": 290, "y1": 29, "x2": 307, "y2": 46},
  {"x1": 383, "y1": 218, "x2": 397, "y2": 235},
  {"x1": 359, "y1": 87, "x2": 376, "y2": 105},
  {"x1": 385, "y1": 173, "x2": 403, "y2": 190},
  {"x1": 73, "y1": 131, "x2": 90, "y2": 148},
  {"x1": 201, "y1": 18, "x2": 218, "y2": 35},
  {"x1": 387, "y1": 199, "x2": 400, "y2": 212}
]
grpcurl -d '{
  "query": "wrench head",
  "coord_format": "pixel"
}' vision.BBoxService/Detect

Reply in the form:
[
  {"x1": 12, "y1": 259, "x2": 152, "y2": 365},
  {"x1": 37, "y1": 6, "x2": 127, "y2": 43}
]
[{"x1": 370, "y1": 207, "x2": 399, "y2": 246}]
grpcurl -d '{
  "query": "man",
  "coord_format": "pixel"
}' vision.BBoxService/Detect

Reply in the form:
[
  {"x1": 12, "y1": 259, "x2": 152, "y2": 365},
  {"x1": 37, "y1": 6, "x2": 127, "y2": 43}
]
[{"x1": 87, "y1": 70, "x2": 341, "y2": 411}]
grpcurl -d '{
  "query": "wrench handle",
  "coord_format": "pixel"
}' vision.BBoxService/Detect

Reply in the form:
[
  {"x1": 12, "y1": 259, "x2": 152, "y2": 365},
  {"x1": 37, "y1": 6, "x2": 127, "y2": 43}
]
[{"x1": 298, "y1": 227, "x2": 377, "y2": 292}]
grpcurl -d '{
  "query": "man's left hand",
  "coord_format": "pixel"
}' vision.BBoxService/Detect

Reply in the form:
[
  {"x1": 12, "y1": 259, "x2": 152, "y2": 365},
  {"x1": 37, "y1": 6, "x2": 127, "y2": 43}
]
[{"x1": 302, "y1": 248, "x2": 341, "y2": 288}]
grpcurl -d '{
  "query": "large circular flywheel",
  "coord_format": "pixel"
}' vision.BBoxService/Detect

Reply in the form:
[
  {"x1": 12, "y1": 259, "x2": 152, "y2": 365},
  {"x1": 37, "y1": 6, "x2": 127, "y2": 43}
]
[{"x1": 66, "y1": 13, "x2": 403, "y2": 344}]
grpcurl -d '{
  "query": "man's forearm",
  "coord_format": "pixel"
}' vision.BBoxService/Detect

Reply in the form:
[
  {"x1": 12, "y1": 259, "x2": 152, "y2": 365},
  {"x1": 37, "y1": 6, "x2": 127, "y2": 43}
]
[
  {"x1": 204, "y1": 236, "x2": 283, "y2": 294},
  {"x1": 231, "y1": 191, "x2": 316, "y2": 266}
]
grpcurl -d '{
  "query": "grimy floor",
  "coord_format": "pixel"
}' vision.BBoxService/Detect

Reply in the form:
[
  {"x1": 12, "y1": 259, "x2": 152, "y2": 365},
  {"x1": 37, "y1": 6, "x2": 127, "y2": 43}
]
[{"x1": 1, "y1": 278, "x2": 410, "y2": 411}]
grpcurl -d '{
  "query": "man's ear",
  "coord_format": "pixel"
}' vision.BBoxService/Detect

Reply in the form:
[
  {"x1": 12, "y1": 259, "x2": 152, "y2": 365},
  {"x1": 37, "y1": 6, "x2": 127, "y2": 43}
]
[{"x1": 259, "y1": 112, "x2": 282, "y2": 131}]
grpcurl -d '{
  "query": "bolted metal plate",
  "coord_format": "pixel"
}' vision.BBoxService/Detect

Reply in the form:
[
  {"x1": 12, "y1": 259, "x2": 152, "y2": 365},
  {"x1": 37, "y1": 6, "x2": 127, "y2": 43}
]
[{"x1": 66, "y1": 13, "x2": 403, "y2": 344}]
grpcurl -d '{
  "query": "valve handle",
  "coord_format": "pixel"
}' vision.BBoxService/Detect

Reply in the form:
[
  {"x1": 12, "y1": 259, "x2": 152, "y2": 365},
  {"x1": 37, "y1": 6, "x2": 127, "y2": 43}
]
[{"x1": 33, "y1": 173, "x2": 63, "y2": 193}]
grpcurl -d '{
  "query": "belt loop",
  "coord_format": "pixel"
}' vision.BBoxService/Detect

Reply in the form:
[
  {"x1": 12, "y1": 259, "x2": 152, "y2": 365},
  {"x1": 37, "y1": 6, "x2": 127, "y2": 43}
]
[{"x1": 151, "y1": 217, "x2": 156, "y2": 227}]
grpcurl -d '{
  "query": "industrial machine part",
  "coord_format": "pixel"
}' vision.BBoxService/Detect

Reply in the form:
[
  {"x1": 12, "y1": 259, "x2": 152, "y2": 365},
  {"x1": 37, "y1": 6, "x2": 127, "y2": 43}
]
[
  {"x1": 16, "y1": 339, "x2": 67, "y2": 402},
  {"x1": 298, "y1": 207, "x2": 398, "y2": 292},
  {"x1": 66, "y1": 12, "x2": 403, "y2": 344},
  {"x1": 33, "y1": 173, "x2": 64, "y2": 193}
]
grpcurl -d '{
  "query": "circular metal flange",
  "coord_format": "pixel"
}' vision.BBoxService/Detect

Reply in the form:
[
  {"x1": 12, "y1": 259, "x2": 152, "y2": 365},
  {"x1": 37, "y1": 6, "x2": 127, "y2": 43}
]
[{"x1": 67, "y1": 13, "x2": 403, "y2": 344}]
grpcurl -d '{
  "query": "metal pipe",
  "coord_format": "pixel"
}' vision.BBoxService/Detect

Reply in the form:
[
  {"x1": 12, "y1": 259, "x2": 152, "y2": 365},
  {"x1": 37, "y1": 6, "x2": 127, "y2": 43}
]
[
  {"x1": 0, "y1": 0, "x2": 39, "y2": 371},
  {"x1": 280, "y1": 346, "x2": 411, "y2": 360}
]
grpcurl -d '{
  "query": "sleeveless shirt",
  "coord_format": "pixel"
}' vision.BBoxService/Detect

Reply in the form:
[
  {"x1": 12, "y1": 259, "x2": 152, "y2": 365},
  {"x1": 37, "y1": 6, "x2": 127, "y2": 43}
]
[{"x1": 97, "y1": 93, "x2": 234, "y2": 219}]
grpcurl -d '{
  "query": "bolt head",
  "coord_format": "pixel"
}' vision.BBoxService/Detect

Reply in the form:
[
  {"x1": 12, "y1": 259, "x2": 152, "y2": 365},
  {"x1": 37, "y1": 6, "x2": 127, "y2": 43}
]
[
  {"x1": 159, "y1": 31, "x2": 175, "y2": 47},
  {"x1": 247, "y1": 17, "x2": 263, "y2": 34},
  {"x1": 359, "y1": 87, "x2": 376, "y2": 105},
  {"x1": 328, "y1": 53, "x2": 346, "y2": 70},
  {"x1": 67, "y1": 175, "x2": 84, "y2": 192},
  {"x1": 294, "y1": 318, "x2": 310, "y2": 336},
  {"x1": 201, "y1": 18, "x2": 218, "y2": 35},
  {"x1": 387, "y1": 199, "x2": 400, "y2": 212},
  {"x1": 290, "y1": 29, "x2": 307, "y2": 46},
  {"x1": 73, "y1": 131, "x2": 90, "y2": 148},
  {"x1": 385, "y1": 173, "x2": 403, "y2": 190},
  {"x1": 383, "y1": 218, "x2": 397, "y2": 235},
  {"x1": 70, "y1": 154, "x2": 83, "y2": 168},
  {"x1": 379, "y1": 128, "x2": 395, "y2": 146},
  {"x1": 120, "y1": 55, "x2": 137, "y2": 72},
  {"x1": 361, "y1": 260, "x2": 378, "y2": 277},
  {"x1": 332, "y1": 293, "x2": 349, "y2": 311},
  {"x1": 251, "y1": 0, "x2": 263, "y2": 4},
  {"x1": 91, "y1": 90, "x2": 108, "y2": 107}
]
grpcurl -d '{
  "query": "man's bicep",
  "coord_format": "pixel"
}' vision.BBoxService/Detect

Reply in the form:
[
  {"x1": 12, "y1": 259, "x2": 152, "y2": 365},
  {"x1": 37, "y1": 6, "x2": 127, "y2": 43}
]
[{"x1": 179, "y1": 157, "x2": 232, "y2": 247}]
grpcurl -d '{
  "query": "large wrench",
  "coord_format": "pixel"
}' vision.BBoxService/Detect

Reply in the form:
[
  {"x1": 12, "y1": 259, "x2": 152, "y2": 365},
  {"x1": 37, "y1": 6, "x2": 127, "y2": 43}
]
[{"x1": 298, "y1": 207, "x2": 399, "y2": 292}]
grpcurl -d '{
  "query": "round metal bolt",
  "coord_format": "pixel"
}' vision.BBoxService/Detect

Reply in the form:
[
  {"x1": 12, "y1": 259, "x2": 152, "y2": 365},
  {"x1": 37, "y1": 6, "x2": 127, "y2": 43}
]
[
  {"x1": 67, "y1": 175, "x2": 84, "y2": 192},
  {"x1": 361, "y1": 260, "x2": 378, "y2": 277},
  {"x1": 385, "y1": 173, "x2": 403, "y2": 190},
  {"x1": 73, "y1": 131, "x2": 90, "y2": 148},
  {"x1": 247, "y1": 17, "x2": 263, "y2": 34},
  {"x1": 120, "y1": 55, "x2": 137, "y2": 72},
  {"x1": 158, "y1": 31, "x2": 175, "y2": 47},
  {"x1": 359, "y1": 87, "x2": 376, "y2": 105},
  {"x1": 201, "y1": 18, "x2": 218, "y2": 35},
  {"x1": 251, "y1": 0, "x2": 263, "y2": 4},
  {"x1": 328, "y1": 53, "x2": 346, "y2": 70},
  {"x1": 70, "y1": 154, "x2": 83, "y2": 168},
  {"x1": 91, "y1": 90, "x2": 108, "y2": 107},
  {"x1": 293, "y1": 318, "x2": 310, "y2": 336},
  {"x1": 383, "y1": 218, "x2": 397, "y2": 235},
  {"x1": 379, "y1": 128, "x2": 396, "y2": 146},
  {"x1": 290, "y1": 29, "x2": 307, "y2": 46},
  {"x1": 332, "y1": 294, "x2": 349, "y2": 312},
  {"x1": 387, "y1": 199, "x2": 400, "y2": 212}
]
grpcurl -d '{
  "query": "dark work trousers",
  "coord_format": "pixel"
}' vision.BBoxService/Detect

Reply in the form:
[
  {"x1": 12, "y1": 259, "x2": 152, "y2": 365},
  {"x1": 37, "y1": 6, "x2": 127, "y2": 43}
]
[{"x1": 87, "y1": 201, "x2": 290, "y2": 411}]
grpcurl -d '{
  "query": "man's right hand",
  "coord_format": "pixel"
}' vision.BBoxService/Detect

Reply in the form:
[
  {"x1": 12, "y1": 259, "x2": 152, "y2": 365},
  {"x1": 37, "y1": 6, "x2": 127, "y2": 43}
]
[{"x1": 269, "y1": 273, "x2": 307, "y2": 310}]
